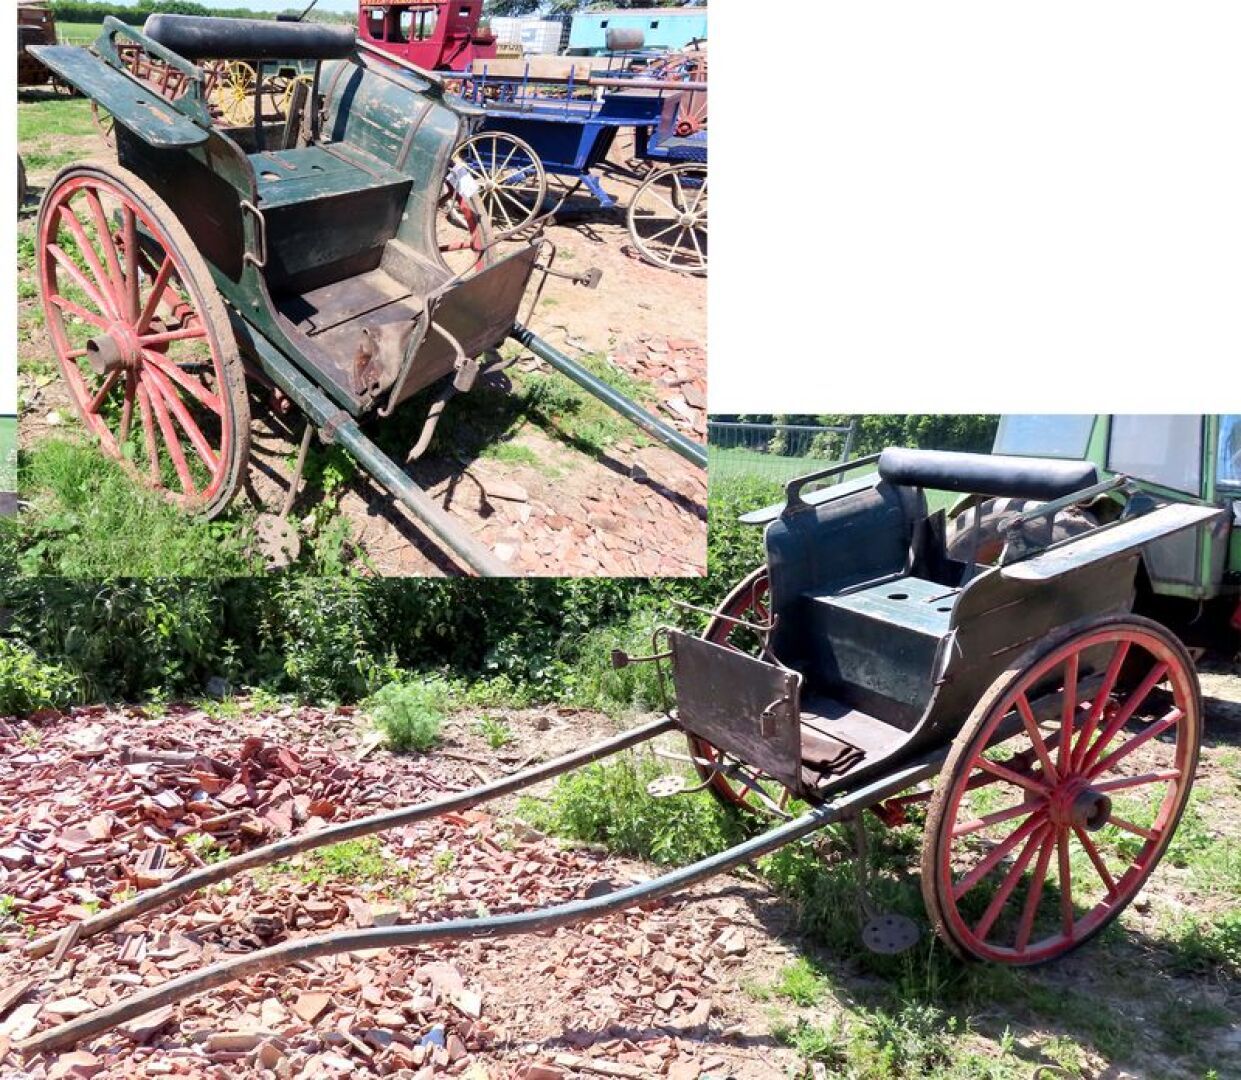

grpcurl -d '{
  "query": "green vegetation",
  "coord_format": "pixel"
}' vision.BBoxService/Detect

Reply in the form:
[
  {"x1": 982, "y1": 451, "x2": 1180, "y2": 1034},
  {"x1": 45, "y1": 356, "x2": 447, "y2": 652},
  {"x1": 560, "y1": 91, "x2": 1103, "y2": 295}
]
[
  {"x1": 476, "y1": 714, "x2": 514, "y2": 749},
  {"x1": 525, "y1": 753, "x2": 1239, "y2": 1078},
  {"x1": 10, "y1": 440, "x2": 262, "y2": 577},
  {"x1": 518, "y1": 756, "x2": 744, "y2": 866},
  {"x1": 294, "y1": 839, "x2": 391, "y2": 886},
  {"x1": 367, "y1": 679, "x2": 449, "y2": 753},
  {"x1": 0, "y1": 640, "x2": 76, "y2": 717}
]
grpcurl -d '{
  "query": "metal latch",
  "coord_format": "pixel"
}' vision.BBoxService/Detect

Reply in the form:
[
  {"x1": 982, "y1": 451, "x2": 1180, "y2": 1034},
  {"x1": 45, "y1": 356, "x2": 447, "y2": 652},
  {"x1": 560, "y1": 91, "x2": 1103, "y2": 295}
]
[{"x1": 759, "y1": 694, "x2": 791, "y2": 738}]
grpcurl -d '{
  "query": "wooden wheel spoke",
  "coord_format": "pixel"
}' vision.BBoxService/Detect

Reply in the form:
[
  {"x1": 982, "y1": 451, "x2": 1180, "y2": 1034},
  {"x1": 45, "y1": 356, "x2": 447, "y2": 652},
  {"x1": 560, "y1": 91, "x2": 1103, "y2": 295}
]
[
  {"x1": 1059, "y1": 652, "x2": 1079, "y2": 773},
  {"x1": 144, "y1": 364, "x2": 219, "y2": 474},
  {"x1": 975, "y1": 756, "x2": 1050, "y2": 797},
  {"x1": 1072, "y1": 640, "x2": 1131, "y2": 770},
  {"x1": 952, "y1": 800, "x2": 1038, "y2": 839},
  {"x1": 1078, "y1": 661, "x2": 1170, "y2": 774},
  {"x1": 122, "y1": 205, "x2": 139, "y2": 322},
  {"x1": 973, "y1": 822, "x2": 1050, "y2": 941},
  {"x1": 48, "y1": 244, "x2": 114, "y2": 320},
  {"x1": 48, "y1": 292, "x2": 109, "y2": 331},
  {"x1": 952, "y1": 812, "x2": 1046, "y2": 901},
  {"x1": 82, "y1": 188, "x2": 125, "y2": 288},
  {"x1": 142, "y1": 371, "x2": 196, "y2": 494},
  {"x1": 1015, "y1": 693, "x2": 1059, "y2": 784},
  {"x1": 136, "y1": 255, "x2": 175, "y2": 334},
  {"x1": 142, "y1": 350, "x2": 222, "y2": 415},
  {"x1": 87, "y1": 369, "x2": 122, "y2": 415},
  {"x1": 135, "y1": 381, "x2": 161, "y2": 481},
  {"x1": 1073, "y1": 826, "x2": 1118, "y2": 898},
  {"x1": 1107, "y1": 816, "x2": 1158, "y2": 842},
  {"x1": 1056, "y1": 830, "x2": 1074, "y2": 939},
  {"x1": 1014, "y1": 829, "x2": 1057, "y2": 951},
  {"x1": 118, "y1": 371, "x2": 136, "y2": 444},
  {"x1": 139, "y1": 325, "x2": 207, "y2": 347},
  {"x1": 56, "y1": 206, "x2": 122, "y2": 320},
  {"x1": 1091, "y1": 768, "x2": 1181, "y2": 794},
  {"x1": 1088, "y1": 708, "x2": 1183, "y2": 779}
]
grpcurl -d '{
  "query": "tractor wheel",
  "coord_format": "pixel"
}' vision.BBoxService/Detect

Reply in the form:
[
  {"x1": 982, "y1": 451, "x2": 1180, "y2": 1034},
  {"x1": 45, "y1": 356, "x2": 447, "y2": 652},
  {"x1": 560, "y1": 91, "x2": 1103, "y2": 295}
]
[
  {"x1": 921, "y1": 615, "x2": 1200, "y2": 965},
  {"x1": 627, "y1": 163, "x2": 707, "y2": 276},
  {"x1": 686, "y1": 566, "x2": 796, "y2": 818},
  {"x1": 945, "y1": 497, "x2": 1097, "y2": 565},
  {"x1": 37, "y1": 163, "x2": 250, "y2": 518},
  {"x1": 451, "y1": 131, "x2": 547, "y2": 237}
]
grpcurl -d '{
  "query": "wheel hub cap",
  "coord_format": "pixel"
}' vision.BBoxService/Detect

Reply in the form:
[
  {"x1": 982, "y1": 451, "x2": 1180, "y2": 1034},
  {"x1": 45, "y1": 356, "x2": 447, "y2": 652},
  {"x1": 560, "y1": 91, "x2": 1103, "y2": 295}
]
[
  {"x1": 86, "y1": 321, "x2": 142, "y2": 376},
  {"x1": 1047, "y1": 778, "x2": 1112, "y2": 832}
]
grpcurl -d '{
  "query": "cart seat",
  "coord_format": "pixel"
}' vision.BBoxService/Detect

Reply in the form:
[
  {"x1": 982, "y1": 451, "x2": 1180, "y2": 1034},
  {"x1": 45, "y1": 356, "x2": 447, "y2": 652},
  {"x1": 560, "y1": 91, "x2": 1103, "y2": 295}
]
[
  {"x1": 802, "y1": 575, "x2": 959, "y2": 729},
  {"x1": 250, "y1": 146, "x2": 410, "y2": 210},
  {"x1": 143, "y1": 14, "x2": 355, "y2": 62},
  {"x1": 251, "y1": 146, "x2": 413, "y2": 294},
  {"x1": 878, "y1": 448, "x2": 1097, "y2": 501}
]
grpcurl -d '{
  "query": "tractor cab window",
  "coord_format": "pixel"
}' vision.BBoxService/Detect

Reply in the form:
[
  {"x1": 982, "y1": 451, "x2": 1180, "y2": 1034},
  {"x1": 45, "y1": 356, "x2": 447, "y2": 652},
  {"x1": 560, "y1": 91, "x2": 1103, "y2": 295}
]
[
  {"x1": 365, "y1": 7, "x2": 385, "y2": 39},
  {"x1": 396, "y1": 9, "x2": 413, "y2": 41},
  {"x1": 993, "y1": 415, "x2": 1094, "y2": 459},
  {"x1": 1108, "y1": 415, "x2": 1203, "y2": 495},
  {"x1": 1218, "y1": 415, "x2": 1241, "y2": 491}
]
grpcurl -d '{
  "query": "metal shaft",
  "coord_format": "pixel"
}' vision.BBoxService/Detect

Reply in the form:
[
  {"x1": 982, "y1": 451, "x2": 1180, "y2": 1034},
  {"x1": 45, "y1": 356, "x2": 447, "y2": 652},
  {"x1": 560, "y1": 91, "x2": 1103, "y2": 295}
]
[
  {"x1": 20, "y1": 752, "x2": 942, "y2": 1057},
  {"x1": 233, "y1": 320, "x2": 507, "y2": 577},
  {"x1": 26, "y1": 716, "x2": 676, "y2": 961},
  {"x1": 510, "y1": 323, "x2": 707, "y2": 469}
]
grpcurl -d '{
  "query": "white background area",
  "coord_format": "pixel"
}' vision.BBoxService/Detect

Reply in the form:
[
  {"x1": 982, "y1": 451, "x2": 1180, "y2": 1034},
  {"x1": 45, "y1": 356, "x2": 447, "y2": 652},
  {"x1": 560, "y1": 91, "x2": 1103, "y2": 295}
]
[
  {"x1": 709, "y1": 1, "x2": 1241, "y2": 413},
  {"x1": 5, "y1": 4, "x2": 1241, "y2": 418}
]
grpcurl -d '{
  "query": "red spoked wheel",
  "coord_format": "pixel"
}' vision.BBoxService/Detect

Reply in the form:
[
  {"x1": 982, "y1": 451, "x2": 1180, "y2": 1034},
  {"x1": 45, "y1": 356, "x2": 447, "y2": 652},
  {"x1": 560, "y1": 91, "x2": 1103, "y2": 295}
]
[
  {"x1": 37, "y1": 164, "x2": 250, "y2": 518},
  {"x1": 922, "y1": 615, "x2": 1200, "y2": 965},
  {"x1": 436, "y1": 180, "x2": 496, "y2": 277},
  {"x1": 688, "y1": 566, "x2": 795, "y2": 817}
]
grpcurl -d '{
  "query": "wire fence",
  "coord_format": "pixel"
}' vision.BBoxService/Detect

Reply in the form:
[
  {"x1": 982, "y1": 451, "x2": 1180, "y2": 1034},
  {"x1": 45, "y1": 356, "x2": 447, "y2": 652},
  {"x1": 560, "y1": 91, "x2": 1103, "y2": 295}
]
[{"x1": 708, "y1": 421, "x2": 857, "y2": 486}]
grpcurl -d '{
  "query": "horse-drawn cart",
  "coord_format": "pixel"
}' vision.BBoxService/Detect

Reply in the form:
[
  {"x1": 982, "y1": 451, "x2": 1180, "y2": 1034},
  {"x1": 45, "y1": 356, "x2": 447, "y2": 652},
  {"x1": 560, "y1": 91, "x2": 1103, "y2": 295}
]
[
  {"x1": 448, "y1": 61, "x2": 708, "y2": 275},
  {"x1": 29, "y1": 15, "x2": 705, "y2": 576},
  {"x1": 15, "y1": 446, "x2": 1225, "y2": 1054}
]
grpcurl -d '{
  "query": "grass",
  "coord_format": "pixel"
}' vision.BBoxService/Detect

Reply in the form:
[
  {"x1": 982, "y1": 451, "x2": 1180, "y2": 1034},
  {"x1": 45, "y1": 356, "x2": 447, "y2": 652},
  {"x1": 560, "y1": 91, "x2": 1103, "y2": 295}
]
[
  {"x1": 55, "y1": 21, "x2": 104, "y2": 46},
  {"x1": 366, "y1": 679, "x2": 449, "y2": 753},
  {"x1": 291, "y1": 839, "x2": 392, "y2": 886},
  {"x1": 517, "y1": 754, "x2": 745, "y2": 866},
  {"x1": 528, "y1": 754, "x2": 1241, "y2": 1079},
  {"x1": 7, "y1": 439, "x2": 263, "y2": 576},
  {"x1": 16, "y1": 96, "x2": 95, "y2": 144}
]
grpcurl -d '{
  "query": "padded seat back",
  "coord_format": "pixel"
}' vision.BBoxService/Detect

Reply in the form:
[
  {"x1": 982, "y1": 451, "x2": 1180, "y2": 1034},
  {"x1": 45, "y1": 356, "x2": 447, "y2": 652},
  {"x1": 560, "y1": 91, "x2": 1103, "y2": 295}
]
[
  {"x1": 143, "y1": 14, "x2": 355, "y2": 61},
  {"x1": 878, "y1": 448, "x2": 1097, "y2": 501},
  {"x1": 766, "y1": 479, "x2": 923, "y2": 678}
]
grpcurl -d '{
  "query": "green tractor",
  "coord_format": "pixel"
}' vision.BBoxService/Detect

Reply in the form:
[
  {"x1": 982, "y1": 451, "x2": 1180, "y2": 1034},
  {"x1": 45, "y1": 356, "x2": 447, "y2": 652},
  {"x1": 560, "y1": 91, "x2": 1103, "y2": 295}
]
[{"x1": 947, "y1": 414, "x2": 1239, "y2": 648}]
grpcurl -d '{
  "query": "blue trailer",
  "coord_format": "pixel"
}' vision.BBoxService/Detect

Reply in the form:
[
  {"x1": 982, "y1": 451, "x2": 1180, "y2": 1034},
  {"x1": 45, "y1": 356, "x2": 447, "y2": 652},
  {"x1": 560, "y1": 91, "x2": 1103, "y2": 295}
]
[{"x1": 567, "y1": 8, "x2": 708, "y2": 56}]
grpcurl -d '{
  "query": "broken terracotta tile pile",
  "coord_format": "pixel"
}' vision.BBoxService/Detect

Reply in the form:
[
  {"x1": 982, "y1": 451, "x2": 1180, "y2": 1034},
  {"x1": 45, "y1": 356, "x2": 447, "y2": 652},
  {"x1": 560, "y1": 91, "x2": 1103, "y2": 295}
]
[
  {"x1": 0, "y1": 704, "x2": 777, "y2": 1078},
  {"x1": 461, "y1": 335, "x2": 708, "y2": 578}
]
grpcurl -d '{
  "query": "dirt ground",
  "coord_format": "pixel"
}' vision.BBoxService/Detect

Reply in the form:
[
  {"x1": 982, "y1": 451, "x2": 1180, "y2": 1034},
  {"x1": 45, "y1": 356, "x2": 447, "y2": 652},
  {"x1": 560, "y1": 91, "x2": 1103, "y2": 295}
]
[
  {"x1": 16, "y1": 100, "x2": 706, "y2": 577},
  {"x1": 1, "y1": 657, "x2": 1239, "y2": 1080}
]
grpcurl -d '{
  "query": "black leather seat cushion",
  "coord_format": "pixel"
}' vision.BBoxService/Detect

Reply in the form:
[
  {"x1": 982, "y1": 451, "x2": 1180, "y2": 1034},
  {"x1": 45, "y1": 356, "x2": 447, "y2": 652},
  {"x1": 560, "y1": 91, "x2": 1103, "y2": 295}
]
[
  {"x1": 143, "y1": 14, "x2": 355, "y2": 62},
  {"x1": 878, "y1": 448, "x2": 1098, "y2": 501}
]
